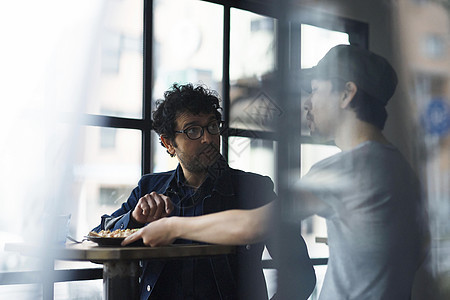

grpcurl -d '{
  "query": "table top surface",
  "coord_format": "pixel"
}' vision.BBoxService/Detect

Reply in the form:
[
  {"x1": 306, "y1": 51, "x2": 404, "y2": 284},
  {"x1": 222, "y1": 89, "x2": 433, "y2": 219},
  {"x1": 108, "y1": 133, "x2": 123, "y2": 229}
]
[{"x1": 5, "y1": 242, "x2": 236, "y2": 262}]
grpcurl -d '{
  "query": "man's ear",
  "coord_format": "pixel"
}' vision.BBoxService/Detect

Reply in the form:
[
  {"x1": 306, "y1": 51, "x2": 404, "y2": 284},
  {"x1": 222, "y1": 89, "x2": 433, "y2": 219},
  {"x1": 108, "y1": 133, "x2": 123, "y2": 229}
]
[
  {"x1": 160, "y1": 135, "x2": 176, "y2": 156},
  {"x1": 340, "y1": 81, "x2": 357, "y2": 109}
]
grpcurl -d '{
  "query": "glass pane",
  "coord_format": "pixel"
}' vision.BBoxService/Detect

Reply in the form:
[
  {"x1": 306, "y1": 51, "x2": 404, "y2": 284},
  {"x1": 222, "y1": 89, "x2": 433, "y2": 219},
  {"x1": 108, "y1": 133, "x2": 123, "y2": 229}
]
[
  {"x1": 0, "y1": 285, "x2": 41, "y2": 299},
  {"x1": 394, "y1": 2, "x2": 450, "y2": 296},
  {"x1": 54, "y1": 279, "x2": 102, "y2": 299},
  {"x1": 151, "y1": 131, "x2": 180, "y2": 173},
  {"x1": 83, "y1": 0, "x2": 144, "y2": 118},
  {"x1": 0, "y1": 120, "x2": 79, "y2": 273},
  {"x1": 0, "y1": 122, "x2": 141, "y2": 276},
  {"x1": 152, "y1": 0, "x2": 223, "y2": 173},
  {"x1": 152, "y1": 0, "x2": 223, "y2": 97},
  {"x1": 1, "y1": 1, "x2": 143, "y2": 118},
  {"x1": 74, "y1": 127, "x2": 142, "y2": 239},
  {"x1": 301, "y1": 24, "x2": 349, "y2": 68},
  {"x1": 297, "y1": 24, "x2": 347, "y2": 262},
  {"x1": 299, "y1": 144, "x2": 340, "y2": 260},
  {"x1": 309, "y1": 265, "x2": 328, "y2": 299},
  {"x1": 300, "y1": 144, "x2": 341, "y2": 178},
  {"x1": 227, "y1": 136, "x2": 277, "y2": 295},
  {"x1": 230, "y1": 9, "x2": 278, "y2": 132},
  {"x1": 227, "y1": 136, "x2": 277, "y2": 185},
  {"x1": 300, "y1": 25, "x2": 349, "y2": 136}
]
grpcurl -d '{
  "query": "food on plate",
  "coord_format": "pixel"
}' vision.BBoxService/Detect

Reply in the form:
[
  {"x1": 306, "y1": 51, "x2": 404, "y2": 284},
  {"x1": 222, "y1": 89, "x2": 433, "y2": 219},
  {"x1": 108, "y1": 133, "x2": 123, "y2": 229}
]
[{"x1": 88, "y1": 228, "x2": 139, "y2": 238}]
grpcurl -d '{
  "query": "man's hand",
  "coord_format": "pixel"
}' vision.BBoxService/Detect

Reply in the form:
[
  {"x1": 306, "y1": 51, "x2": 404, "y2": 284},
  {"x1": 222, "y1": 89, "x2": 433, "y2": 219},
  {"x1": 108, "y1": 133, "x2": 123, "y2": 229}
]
[
  {"x1": 121, "y1": 217, "x2": 177, "y2": 247},
  {"x1": 131, "y1": 192, "x2": 173, "y2": 224}
]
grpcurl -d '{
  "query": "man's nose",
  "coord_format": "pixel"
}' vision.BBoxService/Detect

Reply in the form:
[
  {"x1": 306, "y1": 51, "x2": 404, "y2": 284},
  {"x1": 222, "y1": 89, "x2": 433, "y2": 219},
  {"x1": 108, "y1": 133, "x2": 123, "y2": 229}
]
[
  {"x1": 304, "y1": 95, "x2": 312, "y2": 111},
  {"x1": 200, "y1": 129, "x2": 214, "y2": 143}
]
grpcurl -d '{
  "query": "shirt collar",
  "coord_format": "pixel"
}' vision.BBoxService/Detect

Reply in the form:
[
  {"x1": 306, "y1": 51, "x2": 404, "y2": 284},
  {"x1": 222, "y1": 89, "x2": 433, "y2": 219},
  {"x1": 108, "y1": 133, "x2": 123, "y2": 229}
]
[
  {"x1": 160, "y1": 168, "x2": 178, "y2": 195},
  {"x1": 208, "y1": 156, "x2": 234, "y2": 197}
]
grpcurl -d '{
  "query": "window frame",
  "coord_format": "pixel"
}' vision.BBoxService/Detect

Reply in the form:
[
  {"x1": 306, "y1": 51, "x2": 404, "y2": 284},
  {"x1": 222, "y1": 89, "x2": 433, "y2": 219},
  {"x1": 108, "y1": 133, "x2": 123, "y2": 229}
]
[
  {"x1": 0, "y1": 0, "x2": 369, "y2": 296},
  {"x1": 72, "y1": 0, "x2": 369, "y2": 176},
  {"x1": 56, "y1": 0, "x2": 370, "y2": 267}
]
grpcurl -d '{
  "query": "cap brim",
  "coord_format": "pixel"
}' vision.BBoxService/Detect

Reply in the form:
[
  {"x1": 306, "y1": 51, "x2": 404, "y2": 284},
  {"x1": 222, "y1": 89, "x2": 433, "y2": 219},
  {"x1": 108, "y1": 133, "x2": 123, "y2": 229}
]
[{"x1": 299, "y1": 67, "x2": 315, "y2": 93}]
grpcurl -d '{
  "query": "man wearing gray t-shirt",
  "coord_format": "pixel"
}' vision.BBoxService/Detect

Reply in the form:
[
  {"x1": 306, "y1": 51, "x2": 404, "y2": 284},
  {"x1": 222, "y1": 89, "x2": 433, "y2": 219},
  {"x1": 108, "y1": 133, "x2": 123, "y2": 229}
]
[{"x1": 296, "y1": 44, "x2": 428, "y2": 299}]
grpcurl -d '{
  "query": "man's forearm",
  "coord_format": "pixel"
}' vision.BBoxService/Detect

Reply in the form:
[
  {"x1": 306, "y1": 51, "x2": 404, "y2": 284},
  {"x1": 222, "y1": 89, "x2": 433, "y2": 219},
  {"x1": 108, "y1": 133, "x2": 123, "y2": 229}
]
[{"x1": 170, "y1": 203, "x2": 273, "y2": 245}]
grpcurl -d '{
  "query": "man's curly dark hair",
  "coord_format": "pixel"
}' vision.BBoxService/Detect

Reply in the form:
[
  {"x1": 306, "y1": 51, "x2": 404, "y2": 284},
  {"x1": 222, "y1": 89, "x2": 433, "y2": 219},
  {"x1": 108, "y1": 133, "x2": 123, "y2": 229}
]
[{"x1": 152, "y1": 83, "x2": 222, "y2": 156}]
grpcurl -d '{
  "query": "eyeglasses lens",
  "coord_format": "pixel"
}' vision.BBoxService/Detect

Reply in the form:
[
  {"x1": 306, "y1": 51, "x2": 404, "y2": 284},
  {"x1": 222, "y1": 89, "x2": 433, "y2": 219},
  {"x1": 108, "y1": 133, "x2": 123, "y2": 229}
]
[{"x1": 184, "y1": 122, "x2": 221, "y2": 140}]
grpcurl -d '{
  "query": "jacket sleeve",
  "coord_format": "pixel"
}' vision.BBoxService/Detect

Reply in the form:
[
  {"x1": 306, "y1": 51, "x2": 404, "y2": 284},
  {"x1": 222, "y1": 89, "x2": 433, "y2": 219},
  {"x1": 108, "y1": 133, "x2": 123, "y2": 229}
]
[
  {"x1": 91, "y1": 182, "x2": 143, "y2": 232},
  {"x1": 238, "y1": 173, "x2": 316, "y2": 299},
  {"x1": 255, "y1": 174, "x2": 316, "y2": 299},
  {"x1": 266, "y1": 221, "x2": 317, "y2": 300},
  {"x1": 236, "y1": 173, "x2": 277, "y2": 209}
]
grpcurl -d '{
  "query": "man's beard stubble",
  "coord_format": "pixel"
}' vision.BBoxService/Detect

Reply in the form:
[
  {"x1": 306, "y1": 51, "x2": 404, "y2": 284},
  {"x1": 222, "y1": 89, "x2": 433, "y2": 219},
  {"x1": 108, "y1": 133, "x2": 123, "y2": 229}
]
[{"x1": 177, "y1": 143, "x2": 221, "y2": 175}]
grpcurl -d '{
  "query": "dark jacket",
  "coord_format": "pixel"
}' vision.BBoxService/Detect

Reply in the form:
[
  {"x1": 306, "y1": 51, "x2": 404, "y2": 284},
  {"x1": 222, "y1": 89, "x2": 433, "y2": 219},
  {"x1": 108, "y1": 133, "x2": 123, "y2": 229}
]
[{"x1": 94, "y1": 159, "x2": 316, "y2": 299}]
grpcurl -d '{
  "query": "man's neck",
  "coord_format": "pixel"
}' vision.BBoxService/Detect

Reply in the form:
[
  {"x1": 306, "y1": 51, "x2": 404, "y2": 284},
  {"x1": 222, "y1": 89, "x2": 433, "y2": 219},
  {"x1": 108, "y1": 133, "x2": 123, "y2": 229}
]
[
  {"x1": 335, "y1": 119, "x2": 389, "y2": 151},
  {"x1": 182, "y1": 169, "x2": 207, "y2": 190}
]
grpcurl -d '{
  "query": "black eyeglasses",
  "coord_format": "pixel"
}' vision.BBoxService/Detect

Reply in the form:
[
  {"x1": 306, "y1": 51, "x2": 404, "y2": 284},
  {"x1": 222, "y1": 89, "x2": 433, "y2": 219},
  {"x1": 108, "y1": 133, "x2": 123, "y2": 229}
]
[{"x1": 175, "y1": 121, "x2": 223, "y2": 140}]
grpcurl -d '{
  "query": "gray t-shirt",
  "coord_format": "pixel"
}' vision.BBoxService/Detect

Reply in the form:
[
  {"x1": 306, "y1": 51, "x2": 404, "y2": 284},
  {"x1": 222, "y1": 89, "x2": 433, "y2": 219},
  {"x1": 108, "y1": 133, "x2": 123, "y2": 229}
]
[{"x1": 300, "y1": 141, "x2": 426, "y2": 300}]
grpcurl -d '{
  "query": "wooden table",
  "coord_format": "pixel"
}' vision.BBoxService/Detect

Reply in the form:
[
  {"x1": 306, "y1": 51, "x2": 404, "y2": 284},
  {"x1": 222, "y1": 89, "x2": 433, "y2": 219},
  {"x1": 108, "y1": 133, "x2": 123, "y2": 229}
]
[{"x1": 5, "y1": 242, "x2": 235, "y2": 300}]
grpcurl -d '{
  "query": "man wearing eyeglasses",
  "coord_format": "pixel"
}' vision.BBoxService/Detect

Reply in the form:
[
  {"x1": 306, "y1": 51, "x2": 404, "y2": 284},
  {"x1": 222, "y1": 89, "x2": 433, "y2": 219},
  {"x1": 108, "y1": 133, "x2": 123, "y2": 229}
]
[{"x1": 93, "y1": 83, "x2": 316, "y2": 300}]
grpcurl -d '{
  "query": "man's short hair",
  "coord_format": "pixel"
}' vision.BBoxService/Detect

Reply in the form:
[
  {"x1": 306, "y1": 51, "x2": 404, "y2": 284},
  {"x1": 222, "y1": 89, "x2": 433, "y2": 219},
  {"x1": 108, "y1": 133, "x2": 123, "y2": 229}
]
[
  {"x1": 330, "y1": 78, "x2": 388, "y2": 130},
  {"x1": 152, "y1": 83, "x2": 222, "y2": 155}
]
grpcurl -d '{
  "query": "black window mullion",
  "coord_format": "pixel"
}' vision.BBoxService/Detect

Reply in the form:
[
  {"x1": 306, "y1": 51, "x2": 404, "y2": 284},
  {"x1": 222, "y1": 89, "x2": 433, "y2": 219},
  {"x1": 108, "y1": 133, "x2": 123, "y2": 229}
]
[
  {"x1": 276, "y1": 1, "x2": 301, "y2": 298},
  {"x1": 142, "y1": 0, "x2": 153, "y2": 175},
  {"x1": 202, "y1": 0, "x2": 279, "y2": 19},
  {"x1": 227, "y1": 128, "x2": 277, "y2": 141},
  {"x1": 221, "y1": 4, "x2": 231, "y2": 161},
  {"x1": 288, "y1": 22, "x2": 302, "y2": 183},
  {"x1": 74, "y1": 114, "x2": 145, "y2": 130}
]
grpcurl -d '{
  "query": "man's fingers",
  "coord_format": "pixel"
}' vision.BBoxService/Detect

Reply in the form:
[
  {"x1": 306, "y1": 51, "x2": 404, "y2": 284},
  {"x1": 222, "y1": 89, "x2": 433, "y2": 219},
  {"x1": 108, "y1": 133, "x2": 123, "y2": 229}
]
[
  {"x1": 163, "y1": 194, "x2": 174, "y2": 214},
  {"x1": 121, "y1": 231, "x2": 141, "y2": 246},
  {"x1": 136, "y1": 192, "x2": 173, "y2": 223},
  {"x1": 138, "y1": 194, "x2": 155, "y2": 219},
  {"x1": 150, "y1": 192, "x2": 166, "y2": 219},
  {"x1": 140, "y1": 202, "x2": 148, "y2": 215},
  {"x1": 132, "y1": 199, "x2": 148, "y2": 224},
  {"x1": 147, "y1": 193, "x2": 159, "y2": 218}
]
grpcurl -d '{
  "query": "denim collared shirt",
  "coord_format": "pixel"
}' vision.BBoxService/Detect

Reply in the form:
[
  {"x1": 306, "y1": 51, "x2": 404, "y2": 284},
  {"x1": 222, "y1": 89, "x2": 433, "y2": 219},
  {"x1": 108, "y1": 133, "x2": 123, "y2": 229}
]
[{"x1": 93, "y1": 158, "x2": 312, "y2": 300}]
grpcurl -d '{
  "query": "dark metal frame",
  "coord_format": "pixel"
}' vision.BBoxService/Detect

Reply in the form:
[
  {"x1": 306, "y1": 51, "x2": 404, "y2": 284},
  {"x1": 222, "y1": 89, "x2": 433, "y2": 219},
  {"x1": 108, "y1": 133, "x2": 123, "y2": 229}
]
[
  {"x1": 217, "y1": 1, "x2": 368, "y2": 158},
  {"x1": 0, "y1": 268, "x2": 103, "y2": 285},
  {"x1": 0, "y1": 0, "x2": 368, "y2": 297},
  {"x1": 52, "y1": 0, "x2": 368, "y2": 173}
]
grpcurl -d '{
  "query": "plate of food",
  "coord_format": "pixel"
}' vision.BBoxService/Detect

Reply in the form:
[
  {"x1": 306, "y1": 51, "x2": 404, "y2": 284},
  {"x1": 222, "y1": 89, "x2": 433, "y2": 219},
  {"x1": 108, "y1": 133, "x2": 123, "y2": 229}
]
[{"x1": 87, "y1": 229, "x2": 144, "y2": 246}]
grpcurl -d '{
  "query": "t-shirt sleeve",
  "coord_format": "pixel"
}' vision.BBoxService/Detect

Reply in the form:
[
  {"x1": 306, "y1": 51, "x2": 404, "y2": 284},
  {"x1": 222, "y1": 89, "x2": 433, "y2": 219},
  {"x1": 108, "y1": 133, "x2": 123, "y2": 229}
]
[{"x1": 298, "y1": 160, "x2": 352, "y2": 218}]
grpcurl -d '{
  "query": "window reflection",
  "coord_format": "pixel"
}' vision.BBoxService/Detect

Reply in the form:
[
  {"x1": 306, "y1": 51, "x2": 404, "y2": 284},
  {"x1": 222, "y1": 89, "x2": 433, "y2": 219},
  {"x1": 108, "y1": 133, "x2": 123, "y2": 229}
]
[
  {"x1": 300, "y1": 25, "x2": 349, "y2": 137},
  {"x1": 227, "y1": 135, "x2": 277, "y2": 295},
  {"x1": 6, "y1": 0, "x2": 449, "y2": 298},
  {"x1": 152, "y1": 0, "x2": 223, "y2": 173},
  {"x1": 85, "y1": 0, "x2": 144, "y2": 118},
  {"x1": 395, "y1": 4, "x2": 450, "y2": 295},
  {"x1": 300, "y1": 24, "x2": 349, "y2": 68},
  {"x1": 152, "y1": 0, "x2": 223, "y2": 93},
  {"x1": 300, "y1": 144, "x2": 340, "y2": 259},
  {"x1": 230, "y1": 9, "x2": 278, "y2": 132},
  {"x1": 299, "y1": 23, "x2": 346, "y2": 291},
  {"x1": 74, "y1": 127, "x2": 141, "y2": 239},
  {"x1": 227, "y1": 136, "x2": 277, "y2": 181}
]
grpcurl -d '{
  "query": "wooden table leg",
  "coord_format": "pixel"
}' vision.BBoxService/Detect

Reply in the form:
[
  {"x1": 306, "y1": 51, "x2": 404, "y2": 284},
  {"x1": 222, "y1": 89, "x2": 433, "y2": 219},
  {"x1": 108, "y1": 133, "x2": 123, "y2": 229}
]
[{"x1": 103, "y1": 261, "x2": 140, "y2": 300}]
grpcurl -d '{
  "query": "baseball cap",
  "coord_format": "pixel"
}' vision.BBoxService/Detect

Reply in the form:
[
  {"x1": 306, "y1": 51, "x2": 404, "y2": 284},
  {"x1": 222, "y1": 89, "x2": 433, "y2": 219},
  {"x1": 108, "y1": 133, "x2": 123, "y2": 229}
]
[{"x1": 301, "y1": 44, "x2": 398, "y2": 106}]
